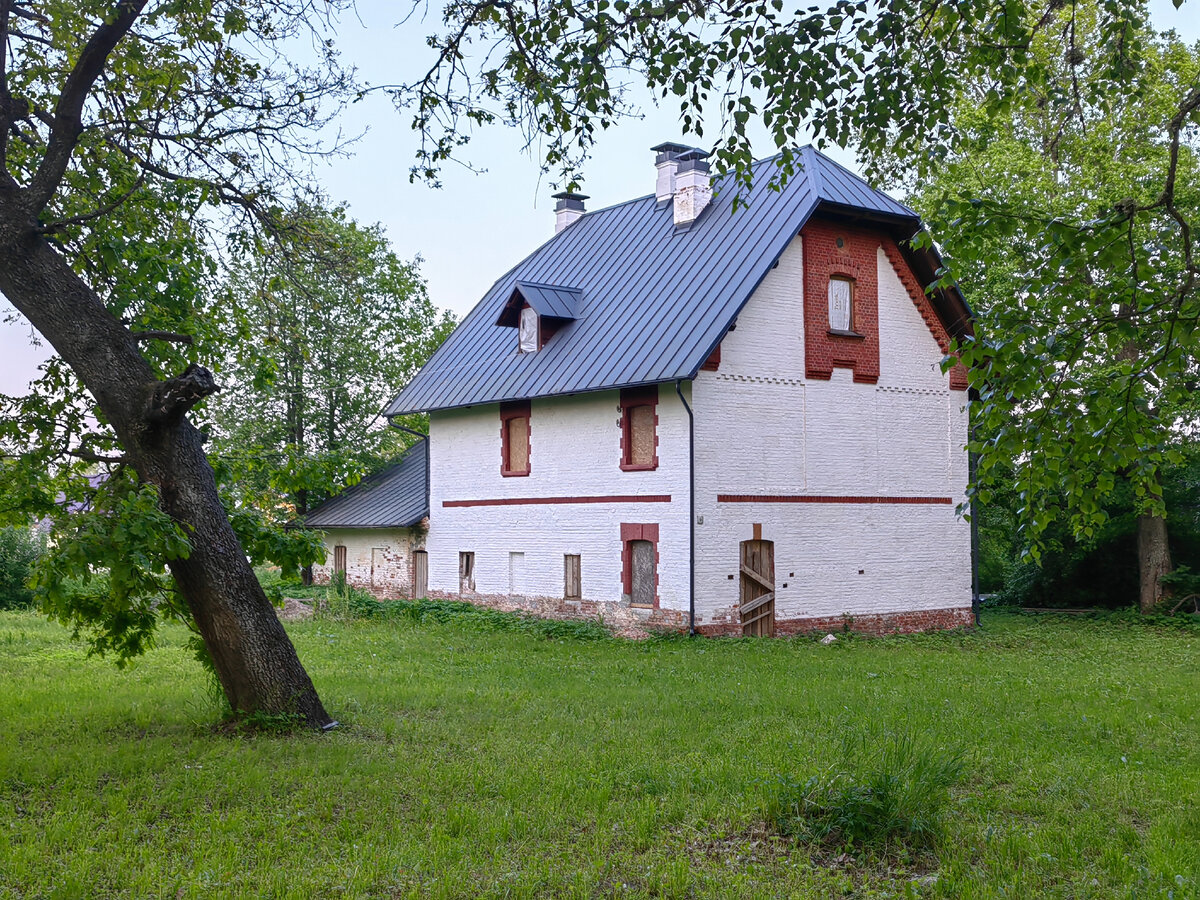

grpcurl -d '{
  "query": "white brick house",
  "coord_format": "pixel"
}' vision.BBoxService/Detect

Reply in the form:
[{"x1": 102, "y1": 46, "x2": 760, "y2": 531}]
[{"x1": 309, "y1": 144, "x2": 975, "y2": 636}]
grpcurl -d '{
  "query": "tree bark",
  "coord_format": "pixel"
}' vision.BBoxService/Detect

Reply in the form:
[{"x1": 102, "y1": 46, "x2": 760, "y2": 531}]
[
  {"x1": 1137, "y1": 512, "x2": 1172, "y2": 614},
  {"x1": 0, "y1": 220, "x2": 332, "y2": 727}
]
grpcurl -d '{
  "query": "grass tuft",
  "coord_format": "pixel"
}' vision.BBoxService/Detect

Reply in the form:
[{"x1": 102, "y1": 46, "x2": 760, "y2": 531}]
[{"x1": 767, "y1": 728, "x2": 965, "y2": 852}]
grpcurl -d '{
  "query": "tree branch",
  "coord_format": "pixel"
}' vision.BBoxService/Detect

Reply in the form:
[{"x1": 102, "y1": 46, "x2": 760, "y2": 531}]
[
  {"x1": 23, "y1": 0, "x2": 149, "y2": 216},
  {"x1": 146, "y1": 364, "x2": 219, "y2": 424}
]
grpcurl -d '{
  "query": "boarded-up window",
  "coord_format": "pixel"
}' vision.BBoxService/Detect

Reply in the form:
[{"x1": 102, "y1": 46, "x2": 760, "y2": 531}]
[
  {"x1": 333, "y1": 545, "x2": 347, "y2": 574},
  {"x1": 507, "y1": 416, "x2": 529, "y2": 470},
  {"x1": 564, "y1": 554, "x2": 581, "y2": 600},
  {"x1": 459, "y1": 552, "x2": 475, "y2": 593},
  {"x1": 620, "y1": 386, "x2": 658, "y2": 470},
  {"x1": 518, "y1": 306, "x2": 539, "y2": 353},
  {"x1": 630, "y1": 541, "x2": 656, "y2": 608},
  {"x1": 500, "y1": 400, "x2": 532, "y2": 476},
  {"x1": 828, "y1": 277, "x2": 853, "y2": 332},
  {"x1": 621, "y1": 523, "x2": 659, "y2": 609}
]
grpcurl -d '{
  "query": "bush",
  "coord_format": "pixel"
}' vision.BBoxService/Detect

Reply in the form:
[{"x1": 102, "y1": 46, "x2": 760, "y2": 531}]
[
  {"x1": 0, "y1": 526, "x2": 44, "y2": 610},
  {"x1": 767, "y1": 729, "x2": 965, "y2": 852}
]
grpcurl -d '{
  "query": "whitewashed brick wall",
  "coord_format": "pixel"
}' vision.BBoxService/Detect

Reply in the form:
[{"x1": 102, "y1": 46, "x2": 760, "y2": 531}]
[
  {"x1": 426, "y1": 390, "x2": 691, "y2": 613},
  {"x1": 312, "y1": 528, "x2": 421, "y2": 599},
  {"x1": 691, "y1": 235, "x2": 971, "y2": 627}
]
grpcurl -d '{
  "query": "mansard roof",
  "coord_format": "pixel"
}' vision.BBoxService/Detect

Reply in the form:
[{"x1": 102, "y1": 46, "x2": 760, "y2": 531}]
[{"x1": 385, "y1": 146, "x2": 970, "y2": 416}]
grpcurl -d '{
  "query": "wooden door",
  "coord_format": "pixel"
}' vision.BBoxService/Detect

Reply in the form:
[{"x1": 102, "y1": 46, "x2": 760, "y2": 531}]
[
  {"x1": 333, "y1": 545, "x2": 347, "y2": 574},
  {"x1": 412, "y1": 550, "x2": 428, "y2": 599},
  {"x1": 740, "y1": 540, "x2": 775, "y2": 636}
]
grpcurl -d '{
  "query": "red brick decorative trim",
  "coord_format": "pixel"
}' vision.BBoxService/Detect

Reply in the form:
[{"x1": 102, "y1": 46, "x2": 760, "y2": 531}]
[
  {"x1": 444, "y1": 494, "x2": 672, "y2": 508},
  {"x1": 696, "y1": 607, "x2": 973, "y2": 637},
  {"x1": 879, "y1": 239, "x2": 970, "y2": 392},
  {"x1": 717, "y1": 494, "x2": 953, "y2": 505},
  {"x1": 619, "y1": 385, "x2": 660, "y2": 471},
  {"x1": 620, "y1": 522, "x2": 660, "y2": 609},
  {"x1": 802, "y1": 220, "x2": 880, "y2": 384},
  {"x1": 700, "y1": 344, "x2": 721, "y2": 371},
  {"x1": 500, "y1": 399, "x2": 531, "y2": 477}
]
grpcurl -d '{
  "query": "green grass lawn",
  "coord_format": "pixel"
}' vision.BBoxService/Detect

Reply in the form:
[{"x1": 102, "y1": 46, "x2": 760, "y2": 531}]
[{"x1": 2, "y1": 609, "x2": 1198, "y2": 899}]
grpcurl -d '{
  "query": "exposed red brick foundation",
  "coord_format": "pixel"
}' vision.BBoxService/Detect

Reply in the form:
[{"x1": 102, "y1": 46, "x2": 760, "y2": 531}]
[{"x1": 695, "y1": 606, "x2": 974, "y2": 637}]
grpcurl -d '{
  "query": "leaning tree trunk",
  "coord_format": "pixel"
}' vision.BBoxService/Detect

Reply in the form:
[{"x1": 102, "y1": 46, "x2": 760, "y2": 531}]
[
  {"x1": 0, "y1": 218, "x2": 332, "y2": 727},
  {"x1": 1137, "y1": 512, "x2": 1173, "y2": 614}
]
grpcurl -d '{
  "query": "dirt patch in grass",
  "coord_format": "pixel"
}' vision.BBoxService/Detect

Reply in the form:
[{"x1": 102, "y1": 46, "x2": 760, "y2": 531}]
[
  {"x1": 277, "y1": 596, "x2": 315, "y2": 621},
  {"x1": 680, "y1": 822, "x2": 942, "y2": 892}
]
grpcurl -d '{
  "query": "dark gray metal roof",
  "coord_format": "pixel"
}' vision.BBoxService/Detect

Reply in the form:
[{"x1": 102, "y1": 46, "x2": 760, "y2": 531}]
[
  {"x1": 304, "y1": 441, "x2": 428, "y2": 529},
  {"x1": 387, "y1": 146, "x2": 961, "y2": 415}
]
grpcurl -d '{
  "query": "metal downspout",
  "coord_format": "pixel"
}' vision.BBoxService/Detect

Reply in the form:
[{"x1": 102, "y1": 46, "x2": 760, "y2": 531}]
[
  {"x1": 675, "y1": 380, "x2": 696, "y2": 636},
  {"x1": 969, "y1": 414, "x2": 981, "y2": 627},
  {"x1": 388, "y1": 417, "x2": 430, "y2": 520}
]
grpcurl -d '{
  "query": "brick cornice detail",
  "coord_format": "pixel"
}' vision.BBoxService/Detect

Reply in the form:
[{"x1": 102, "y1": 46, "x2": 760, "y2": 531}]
[{"x1": 879, "y1": 239, "x2": 969, "y2": 392}]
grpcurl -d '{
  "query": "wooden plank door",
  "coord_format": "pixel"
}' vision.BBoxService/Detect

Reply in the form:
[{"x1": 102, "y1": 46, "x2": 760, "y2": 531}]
[
  {"x1": 412, "y1": 550, "x2": 428, "y2": 599},
  {"x1": 740, "y1": 540, "x2": 775, "y2": 637},
  {"x1": 333, "y1": 545, "x2": 347, "y2": 574}
]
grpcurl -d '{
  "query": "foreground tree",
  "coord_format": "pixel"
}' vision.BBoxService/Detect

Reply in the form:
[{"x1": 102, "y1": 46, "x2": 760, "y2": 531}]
[
  {"x1": 406, "y1": 0, "x2": 1198, "y2": 611},
  {"x1": 209, "y1": 202, "x2": 453, "y2": 541},
  {"x1": 0, "y1": 0, "x2": 355, "y2": 725}
]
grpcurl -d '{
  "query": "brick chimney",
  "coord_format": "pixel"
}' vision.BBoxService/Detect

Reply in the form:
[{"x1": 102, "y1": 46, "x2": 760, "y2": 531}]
[
  {"x1": 673, "y1": 149, "x2": 712, "y2": 227},
  {"x1": 552, "y1": 191, "x2": 588, "y2": 233},
  {"x1": 651, "y1": 142, "x2": 691, "y2": 204}
]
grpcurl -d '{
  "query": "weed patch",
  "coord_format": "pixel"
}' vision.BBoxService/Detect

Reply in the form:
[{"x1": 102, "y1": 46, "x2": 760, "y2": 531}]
[{"x1": 767, "y1": 728, "x2": 966, "y2": 853}]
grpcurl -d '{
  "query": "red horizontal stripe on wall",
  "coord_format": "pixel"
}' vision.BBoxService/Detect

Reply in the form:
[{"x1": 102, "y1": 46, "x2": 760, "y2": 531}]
[
  {"x1": 717, "y1": 494, "x2": 954, "y2": 505},
  {"x1": 444, "y1": 495, "x2": 672, "y2": 508}
]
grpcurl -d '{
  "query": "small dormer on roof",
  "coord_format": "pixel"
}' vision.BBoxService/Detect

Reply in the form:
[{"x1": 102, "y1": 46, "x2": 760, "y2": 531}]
[{"x1": 496, "y1": 281, "x2": 583, "y2": 354}]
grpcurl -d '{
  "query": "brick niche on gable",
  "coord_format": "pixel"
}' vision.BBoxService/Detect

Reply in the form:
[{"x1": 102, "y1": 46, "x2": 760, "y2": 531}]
[
  {"x1": 801, "y1": 219, "x2": 880, "y2": 384},
  {"x1": 803, "y1": 218, "x2": 969, "y2": 391}
]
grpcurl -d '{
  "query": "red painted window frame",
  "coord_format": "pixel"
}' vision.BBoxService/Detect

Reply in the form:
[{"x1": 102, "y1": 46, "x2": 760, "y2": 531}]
[
  {"x1": 619, "y1": 385, "x2": 659, "y2": 471},
  {"x1": 500, "y1": 399, "x2": 531, "y2": 477},
  {"x1": 620, "y1": 522, "x2": 660, "y2": 609}
]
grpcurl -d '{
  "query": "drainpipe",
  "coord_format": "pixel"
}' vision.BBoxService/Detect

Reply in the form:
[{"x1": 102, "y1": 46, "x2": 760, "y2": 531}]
[
  {"x1": 969, "y1": 417, "x2": 981, "y2": 627},
  {"x1": 675, "y1": 380, "x2": 696, "y2": 636},
  {"x1": 388, "y1": 416, "x2": 430, "y2": 520}
]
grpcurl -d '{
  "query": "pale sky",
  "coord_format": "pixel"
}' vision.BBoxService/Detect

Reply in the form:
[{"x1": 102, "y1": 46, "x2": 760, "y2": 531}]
[{"x1": 0, "y1": 0, "x2": 1195, "y2": 396}]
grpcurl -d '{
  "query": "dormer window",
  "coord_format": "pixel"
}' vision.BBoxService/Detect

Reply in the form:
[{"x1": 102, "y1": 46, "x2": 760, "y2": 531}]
[
  {"x1": 496, "y1": 281, "x2": 582, "y2": 353},
  {"x1": 828, "y1": 276, "x2": 855, "y2": 335},
  {"x1": 519, "y1": 306, "x2": 539, "y2": 354}
]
